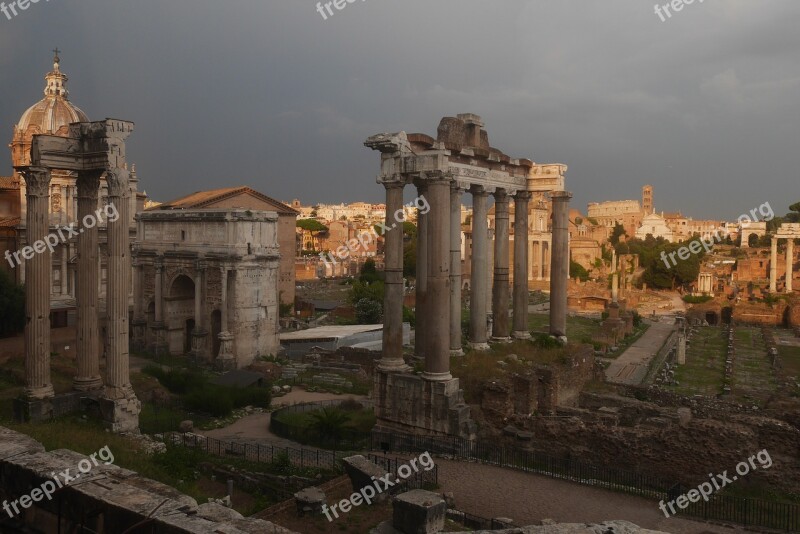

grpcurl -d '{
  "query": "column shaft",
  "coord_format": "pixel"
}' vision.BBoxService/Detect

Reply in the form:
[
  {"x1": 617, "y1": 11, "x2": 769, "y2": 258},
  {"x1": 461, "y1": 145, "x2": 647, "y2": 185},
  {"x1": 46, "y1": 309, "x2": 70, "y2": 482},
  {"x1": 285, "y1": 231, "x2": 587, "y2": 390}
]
[
  {"x1": 770, "y1": 237, "x2": 778, "y2": 293},
  {"x1": 422, "y1": 176, "x2": 451, "y2": 381},
  {"x1": 379, "y1": 182, "x2": 408, "y2": 371},
  {"x1": 512, "y1": 192, "x2": 531, "y2": 338},
  {"x1": 450, "y1": 185, "x2": 464, "y2": 355},
  {"x1": 60, "y1": 243, "x2": 69, "y2": 296},
  {"x1": 550, "y1": 191, "x2": 573, "y2": 339},
  {"x1": 492, "y1": 189, "x2": 511, "y2": 340},
  {"x1": 74, "y1": 172, "x2": 103, "y2": 391},
  {"x1": 19, "y1": 167, "x2": 54, "y2": 399},
  {"x1": 468, "y1": 186, "x2": 490, "y2": 350},
  {"x1": 787, "y1": 240, "x2": 794, "y2": 293},
  {"x1": 415, "y1": 188, "x2": 429, "y2": 357},
  {"x1": 105, "y1": 169, "x2": 134, "y2": 399}
]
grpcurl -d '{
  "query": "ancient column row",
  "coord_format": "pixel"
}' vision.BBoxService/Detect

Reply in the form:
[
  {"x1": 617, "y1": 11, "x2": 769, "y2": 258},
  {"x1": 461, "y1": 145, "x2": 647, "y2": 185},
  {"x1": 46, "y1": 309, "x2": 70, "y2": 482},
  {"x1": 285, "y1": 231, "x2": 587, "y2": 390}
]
[
  {"x1": 18, "y1": 166, "x2": 136, "y2": 403},
  {"x1": 379, "y1": 176, "x2": 561, "y2": 377},
  {"x1": 770, "y1": 236, "x2": 794, "y2": 294}
]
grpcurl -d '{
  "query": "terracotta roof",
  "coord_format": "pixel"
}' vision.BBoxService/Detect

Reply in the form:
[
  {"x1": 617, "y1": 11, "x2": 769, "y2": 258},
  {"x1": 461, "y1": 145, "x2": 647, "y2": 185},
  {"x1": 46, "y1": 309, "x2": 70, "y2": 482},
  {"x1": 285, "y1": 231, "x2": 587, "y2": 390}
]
[
  {"x1": 152, "y1": 186, "x2": 299, "y2": 215},
  {"x1": 0, "y1": 177, "x2": 18, "y2": 190}
]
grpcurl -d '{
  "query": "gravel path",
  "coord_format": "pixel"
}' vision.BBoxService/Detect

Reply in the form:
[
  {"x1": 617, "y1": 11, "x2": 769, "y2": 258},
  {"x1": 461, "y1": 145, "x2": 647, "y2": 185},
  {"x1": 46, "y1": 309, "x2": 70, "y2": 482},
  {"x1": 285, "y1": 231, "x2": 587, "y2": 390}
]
[
  {"x1": 606, "y1": 320, "x2": 675, "y2": 385},
  {"x1": 436, "y1": 459, "x2": 742, "y2": 534}
]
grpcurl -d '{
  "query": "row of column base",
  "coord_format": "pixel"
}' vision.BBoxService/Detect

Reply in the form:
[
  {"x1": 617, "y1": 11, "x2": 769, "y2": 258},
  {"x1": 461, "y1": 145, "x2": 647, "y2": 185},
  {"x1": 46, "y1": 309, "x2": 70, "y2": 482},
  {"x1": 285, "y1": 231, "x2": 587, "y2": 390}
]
[{"x1": 13, "y1": 389, "x2": 141, "y2": 433}]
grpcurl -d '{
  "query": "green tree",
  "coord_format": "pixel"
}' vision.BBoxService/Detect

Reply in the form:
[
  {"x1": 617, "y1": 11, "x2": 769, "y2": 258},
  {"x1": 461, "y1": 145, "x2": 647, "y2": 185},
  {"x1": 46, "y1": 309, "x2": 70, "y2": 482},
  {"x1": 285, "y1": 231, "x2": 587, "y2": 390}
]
[
  {"x1": 296, "y1": 219, "x2": 328, "y2": 251},
  {"x1": 0, "y1": 269, "x2": 25, "y2": 338},
  {"x1": 355, "y1": 298, "x2": 383, "y2": 324},
  {"x1": 359, "y1": 259, "x2": 381, "y2": 284},
  {"x1": 610, "y1": 223, "x2": 627, "y2": 246},
  {"x1": 570, "y1": 260, "x2": 589, "y2": 281}
]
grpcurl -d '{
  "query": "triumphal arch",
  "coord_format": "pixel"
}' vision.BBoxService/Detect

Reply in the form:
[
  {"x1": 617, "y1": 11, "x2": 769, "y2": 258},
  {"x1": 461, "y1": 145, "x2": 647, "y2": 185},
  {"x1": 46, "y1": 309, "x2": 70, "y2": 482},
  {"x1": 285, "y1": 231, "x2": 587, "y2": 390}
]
[
  {"x1": 365, "y1": 114, "x2": 570, "y2": 438},
  {"x1": 15, "y1": 120, "x2": 140, "y2": 432}
]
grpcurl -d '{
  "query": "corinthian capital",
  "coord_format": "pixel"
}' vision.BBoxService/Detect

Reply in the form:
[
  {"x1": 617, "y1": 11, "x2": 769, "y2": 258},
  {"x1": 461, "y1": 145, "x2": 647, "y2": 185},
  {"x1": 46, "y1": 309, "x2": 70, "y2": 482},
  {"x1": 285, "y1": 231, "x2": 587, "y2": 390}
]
[
  {"x1": 105, "y1": 167, "x2": 131, "y2": 198},
  {"x1": 16, "y1": 166, "x2": 52, "y2": 197}
]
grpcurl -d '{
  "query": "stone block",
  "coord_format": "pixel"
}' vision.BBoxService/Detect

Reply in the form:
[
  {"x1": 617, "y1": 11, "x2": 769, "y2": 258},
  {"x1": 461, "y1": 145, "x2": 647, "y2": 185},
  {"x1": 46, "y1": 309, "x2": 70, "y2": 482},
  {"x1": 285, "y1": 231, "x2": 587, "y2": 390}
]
[
  {"x1": 342, "y1": 455, "x2": 395, "y2": 502},
  {"x1": 392, "y1": 490, "x2": 446, "y2": 534},
  {"x1": 294, "y1": 487, "x2": 326, "y2": 516}
]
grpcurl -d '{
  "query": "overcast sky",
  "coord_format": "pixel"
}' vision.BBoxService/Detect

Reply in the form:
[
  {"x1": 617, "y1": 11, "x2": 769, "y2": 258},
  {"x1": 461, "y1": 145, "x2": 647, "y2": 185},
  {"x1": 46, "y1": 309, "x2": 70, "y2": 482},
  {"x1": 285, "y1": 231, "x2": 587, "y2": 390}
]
[{"x1": 1, "y1": 0, "x2": 799, "y2": 219}]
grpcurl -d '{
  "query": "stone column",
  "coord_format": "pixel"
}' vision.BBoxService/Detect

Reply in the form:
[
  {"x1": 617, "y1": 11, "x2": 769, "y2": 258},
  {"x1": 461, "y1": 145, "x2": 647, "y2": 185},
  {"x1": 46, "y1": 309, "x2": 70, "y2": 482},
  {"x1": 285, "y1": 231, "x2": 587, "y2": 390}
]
[
  {"x1": 379, "y1": 181, "x2": 409, "y2": 372},
  {"x1": 150, "y1": 256, "x2": 168, "y2": 355},
  {"x1": 422, "y1": 174, "x2": 452, "y2": 382},
  {"x1": 786, "y1": 239, "x2": 794, "y2": 293},
  {"x1": 191, "y1": 259, "x2": 209, "y2": 362},
  {"x1": 105, "y1": 169, "x2": 132, "y2": 385},
  {"x1": 217, "y1": 267, "x2": 236, "y2": 370},
  {"x1": 131, "y1": 257, "x2": 147, "y2": 352},
  {"x1": 450, "y1": 183, "x2": 464, "y2": 356},
  {"x1": 512, "y1": 191, "x2": 531, "y2": 339},
  {"x1": 18, "y1": 167, "x2": 55, "y2": 400},
  {"x1": 74, "y1": 171, "x2": 103, "y2": 392},
  {"x1": 492, "y1": 189, "x2": 511, "y2": 341},
  {"x1": 549, "y1": 191, "x2": 572, "y2": 340},
  {"x1": 60, "y1": 243, "x2": 69, "y2": 296},
  {"x1": 415, "y1": 184, "x2": 429, "y2": 358},
  {"x1": 537, "y1": 241, "x2": 544, "y2": 280},
  {"x1": 468, "y1": 186, "x2": 490, "y2": 350},
  {"x1": 102, "y1": 168, "x2": 140, "y2": 432},
  {"x1": 770, "y1": 237, "x2": 778, "y2": 293}
]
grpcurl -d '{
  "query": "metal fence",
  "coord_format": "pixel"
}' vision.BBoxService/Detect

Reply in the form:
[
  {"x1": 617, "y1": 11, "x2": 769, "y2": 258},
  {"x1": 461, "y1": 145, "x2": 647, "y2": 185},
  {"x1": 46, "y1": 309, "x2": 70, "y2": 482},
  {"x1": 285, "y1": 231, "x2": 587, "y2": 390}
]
[
  {"x1": 364, "y1": 453, "x2": 438, "y2": 490},
  {"x1": 160, "y1": 413, "x2": 799, "y2": 531},
  {"x1": 165, "y1": 432, "x2": 348, "y2": 472},
  {"x1": 369, "y1": 430, "x2": 800, "y2": 532}
]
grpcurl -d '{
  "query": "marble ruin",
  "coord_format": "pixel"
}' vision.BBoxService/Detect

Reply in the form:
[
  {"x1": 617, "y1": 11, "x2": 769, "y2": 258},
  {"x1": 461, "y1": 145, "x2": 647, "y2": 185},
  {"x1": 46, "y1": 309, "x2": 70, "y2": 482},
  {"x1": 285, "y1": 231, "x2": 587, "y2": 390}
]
[
  {"x1": 365, "y1": 114, "x2": 570, "y2": 438},
  {"x1": 770, "y1": 222, "x2": 799, "y2": 293},
  {"x1": 133, "y1": 208, "x2": 282, "y2": 369},
  {"x1": 15, "y1": 119, "x2": 141, "y2": 432}
]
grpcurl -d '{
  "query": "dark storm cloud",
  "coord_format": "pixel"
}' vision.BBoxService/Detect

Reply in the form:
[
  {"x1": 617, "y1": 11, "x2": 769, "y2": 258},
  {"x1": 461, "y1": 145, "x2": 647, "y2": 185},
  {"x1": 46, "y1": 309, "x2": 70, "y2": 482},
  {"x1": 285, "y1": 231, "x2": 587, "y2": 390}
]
[{"x1": 1, "y1": 0, "x2": 799, "y2": 219}]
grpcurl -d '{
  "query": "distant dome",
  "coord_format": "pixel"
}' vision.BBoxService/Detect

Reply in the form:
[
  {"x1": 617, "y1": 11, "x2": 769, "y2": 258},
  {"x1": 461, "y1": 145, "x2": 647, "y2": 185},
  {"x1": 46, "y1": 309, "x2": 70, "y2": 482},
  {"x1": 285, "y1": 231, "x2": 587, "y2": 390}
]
[{"x1": 15, "y1": 52, "x2": 88, "y2": 135}]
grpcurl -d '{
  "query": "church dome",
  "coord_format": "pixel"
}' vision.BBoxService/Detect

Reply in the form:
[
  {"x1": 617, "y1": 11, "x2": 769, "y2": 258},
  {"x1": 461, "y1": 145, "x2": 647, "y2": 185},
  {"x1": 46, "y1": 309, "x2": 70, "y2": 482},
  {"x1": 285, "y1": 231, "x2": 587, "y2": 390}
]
[{"x1": 15, "y1": 51, "x2": 88, "y2": 136}]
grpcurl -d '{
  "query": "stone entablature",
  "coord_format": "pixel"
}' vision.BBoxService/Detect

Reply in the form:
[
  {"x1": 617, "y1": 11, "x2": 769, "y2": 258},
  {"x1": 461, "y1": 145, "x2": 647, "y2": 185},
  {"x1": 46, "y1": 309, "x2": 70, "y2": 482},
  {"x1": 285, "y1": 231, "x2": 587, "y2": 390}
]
[{"x1": 134, "y1": 209, "x2": 281, "y2": 369}]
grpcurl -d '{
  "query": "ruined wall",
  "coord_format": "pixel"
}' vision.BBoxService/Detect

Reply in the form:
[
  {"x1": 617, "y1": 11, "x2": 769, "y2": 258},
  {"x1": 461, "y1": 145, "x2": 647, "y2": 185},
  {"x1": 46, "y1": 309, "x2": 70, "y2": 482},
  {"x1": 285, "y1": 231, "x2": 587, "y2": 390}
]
[
  {"x1": 0, "y1": 427, "x2": 296, "y2": 533},
  {"x1": 231, "y1": 262, "x2": 281, "y2": 364},
  {"x1": 508, "y1": 392, "x2": 800, "y2": 495}
]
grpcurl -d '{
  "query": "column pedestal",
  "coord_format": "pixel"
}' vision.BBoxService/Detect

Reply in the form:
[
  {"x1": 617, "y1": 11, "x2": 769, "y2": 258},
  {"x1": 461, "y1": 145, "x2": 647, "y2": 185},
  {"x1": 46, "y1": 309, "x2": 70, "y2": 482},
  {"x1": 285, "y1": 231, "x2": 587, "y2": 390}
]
[{"x1": 216, "y1": 331, "x2": 236, "y2": 371}]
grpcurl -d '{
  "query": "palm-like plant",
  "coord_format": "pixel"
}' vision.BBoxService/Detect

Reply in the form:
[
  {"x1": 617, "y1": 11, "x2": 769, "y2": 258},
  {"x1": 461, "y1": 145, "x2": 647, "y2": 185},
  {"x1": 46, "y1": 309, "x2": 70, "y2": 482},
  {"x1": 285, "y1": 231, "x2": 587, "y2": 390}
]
[{"x1": 309, "y1": 407, "x2": 351, "y2": 450}]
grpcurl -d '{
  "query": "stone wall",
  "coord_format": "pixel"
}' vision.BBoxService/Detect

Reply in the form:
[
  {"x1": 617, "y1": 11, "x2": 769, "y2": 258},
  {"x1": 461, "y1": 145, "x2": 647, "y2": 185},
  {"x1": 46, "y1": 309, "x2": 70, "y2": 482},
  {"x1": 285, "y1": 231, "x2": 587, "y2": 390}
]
[
  {"x1": 374, "y1": 372, "x2": 476, "y2": 439},
  {"x1": 507, "y1": 391, "x2": 800, "y2": 495},
  {"x1": 0, "y1": 427, "x2": 297, "y2": 533}
]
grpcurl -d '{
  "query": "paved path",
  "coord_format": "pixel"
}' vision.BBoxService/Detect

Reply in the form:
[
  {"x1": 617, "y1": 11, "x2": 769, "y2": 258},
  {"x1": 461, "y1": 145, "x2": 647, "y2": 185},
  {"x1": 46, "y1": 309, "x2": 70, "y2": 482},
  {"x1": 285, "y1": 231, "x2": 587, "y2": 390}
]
[
  {"x1": 201, "y1": 391, "x2": 367, "y2": 445},
  {"x1": 436, "y1": 459, "x2": 742, "y2": 534},
  {"x1": 605, "y1": 320, "x2": 675, "y2": 385}
]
